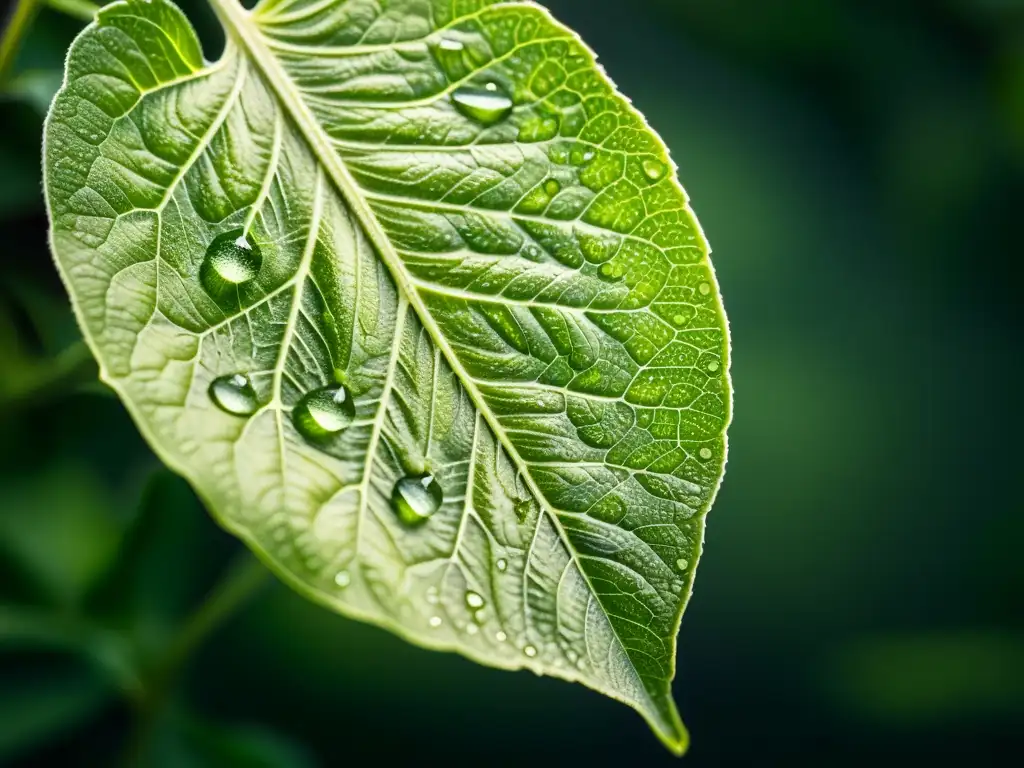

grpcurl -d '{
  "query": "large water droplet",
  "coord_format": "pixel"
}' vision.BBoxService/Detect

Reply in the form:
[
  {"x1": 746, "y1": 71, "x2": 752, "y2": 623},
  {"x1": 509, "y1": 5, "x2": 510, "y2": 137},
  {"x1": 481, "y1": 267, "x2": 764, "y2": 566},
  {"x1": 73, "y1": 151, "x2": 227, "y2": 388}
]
[
  {"x1": 642, "y1": 158, "x2": 667, "y2": 181},
  {"x1": 292, "y1": 385, "x2": 356, "y2": 440},
  {"x1": 391, "y1": 473, "x2": 443, "y2": 525},
  {"x1": 200, "y1": 229, "x2": 262, "y2": 298},
  {"x1": 437, "y1": 37, "x2": 464, "y2": 52},
  {"x1": 209, "y1": 373, "x2": 259, "y2": 416},
  {"x1": 452, "y1": 82, "x2": 513, "y2": 125},
  {"x1": 597, "y1": 262, "x2": 624, "y2": 283},
  {"x1": 465, "y1": 591, "x2": 485, "y2": 610}
]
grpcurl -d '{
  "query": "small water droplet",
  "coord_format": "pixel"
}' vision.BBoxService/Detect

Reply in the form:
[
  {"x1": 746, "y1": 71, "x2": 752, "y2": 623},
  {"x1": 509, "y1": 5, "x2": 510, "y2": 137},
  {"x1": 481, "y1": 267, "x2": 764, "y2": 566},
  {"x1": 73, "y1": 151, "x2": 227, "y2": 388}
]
[
  {"x1": 334, "y1": 570, "x2": 351, "y2": 588},
  {"x1": 707, "y1": 360, "x2": 720, "y2": 372},
  {"x1": 293, "y1": 385, "x2": 356, "y2": 440},
  {"x1": 466, "y1": 623, "x2": 479, "y2": 635},
  {"x1": 465, "y1": 591, "x2": 485, "y2": 610},
  {"x1": 523, "y1": 645, "x2": 538, "y2": 658},
  {"x1": 699, "y1": 282, "x2": 711, "y2": 296},
  {"x1": 583, "y1": 150, "x2": 595, "y2": 162},
  {"x1": 495, "y1": 630, "x2": 508, "y2": 642},
  {"x1": 597, "y1": 262, "x2": 624, "y2": 282},
  {"x1": 676, "y1": 558, "x2": 689, "y2": 571},
  {"x1": 452, "y1": 83, "x2": 513, "y2": 125},
  {"x1": 496, "y1": 558, "x2": 508, "y2": 572},
  {"x1": 200, "y1": 229, "x2": 262, "y2": 297},
  {"x1": 437, "y1": 37, "x2": 464, "y2": 52},
  {"x1": 699, "y1": 447, "x2": 713, "y2": 460},
  {"x1": 429, "y1": 616, "x2": 442, "y2": 628},
  {"x1": 543, "y1": 179, "x2": 561, "y2": 197},
  {"x1": 209, "y1": 373, "x2": 259, "y2": 416},
  {"x1": 513, "y1": 500, "x2": 531, "y2": 522},
  {"x1": 474, "y1": 609, "x2": 487, "y2": 623},
  {"x1": 642, "y1": 158, "x2": 667, "y2": 181},
  {"x1": 672, "y1": 314, "x2": 686, "y2": 327},
  {"x1": 391, "y1": 473, "x2": 444, "y2": 525}
]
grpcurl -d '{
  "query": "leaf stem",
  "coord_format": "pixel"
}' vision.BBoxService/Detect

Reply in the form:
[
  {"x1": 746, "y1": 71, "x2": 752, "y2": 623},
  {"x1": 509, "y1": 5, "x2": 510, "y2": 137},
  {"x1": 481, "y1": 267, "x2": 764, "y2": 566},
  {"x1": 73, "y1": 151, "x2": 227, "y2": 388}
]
[{"x1": 123, "y1": 552, "x2": 270, "y2": 765}]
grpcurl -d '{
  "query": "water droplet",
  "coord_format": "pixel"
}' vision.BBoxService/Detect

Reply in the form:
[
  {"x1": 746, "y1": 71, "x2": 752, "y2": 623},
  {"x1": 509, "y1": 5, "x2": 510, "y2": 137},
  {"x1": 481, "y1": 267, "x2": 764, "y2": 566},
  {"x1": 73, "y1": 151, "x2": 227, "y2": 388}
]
[
  {"x1": 543, "y1": 179, "x2": 561, "y2": 197},
  {"x1": 513, "y1": 500, "x2": 531, "y2": 522},
  {"x1": 496, "y1": 558, "x2": 508, "y2": 572},
  {"x1": 707, "y1": 360, "x2": 720, "y2": 372},
  {"x1": 642, "y1": 158, "x2": 667, "y2": 181},
  {"x1": 209, "y1": 373, "x2": 259, "y2": 416},
  {"x1": 429, "y1": 616, "x2": 442, "y2": 628},
  {"x1": 465, "y1": 591, "x2": 485, "y2": 610},
  {"x1": 474, "y1": 609, "x2": 487, "y2": 624},
  {"x1": 699, "y1": 447, "x2": 713, "y2": 460},
  {"x1": 200, "y1": 229, "x2": 262, "y2": 297},
  {"x1": 466, "y1": 623, "x2": 479, "y2": 635},
  {"x1": 699, "y1": 282, "x2": 711, "y2": 296},
  {"x1": 334, "y1": 570, "x2": 351, "y2": 588},
  {"x1": 523, "y1": 645, "x2": 538, "y2": 658},
  {"x1": 597, "y1": 262, "x2": 624, "y2": 282},
  {"x1": 391, "y1": 473, "x2": 444, "y2": 525},
  {"x1": 452, "y1": 83, "x2": 513, "y2": 125},
  {"x1": 672, "y1": 314, "x2": 686, "y2": 327},
  {"x1": 437, "y1": 37, "x2": 464, "y2": 52},
  {"x1": 676, "y1": 558, "x2": 689, "y2": 571},
  {"x1": 496, "y1": 630, "x2": 508, "y2": 642},
  {"x1": 292, "y1": 385, "x2": 356, "y2": 440}
]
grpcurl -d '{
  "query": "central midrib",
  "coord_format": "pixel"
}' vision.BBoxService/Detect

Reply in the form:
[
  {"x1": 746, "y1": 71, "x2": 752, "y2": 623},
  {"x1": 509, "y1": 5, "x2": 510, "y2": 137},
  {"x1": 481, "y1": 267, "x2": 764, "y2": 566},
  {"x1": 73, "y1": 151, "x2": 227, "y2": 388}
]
[{"x1": 207, "y1": 0, "x2": 666, "y2": 732}]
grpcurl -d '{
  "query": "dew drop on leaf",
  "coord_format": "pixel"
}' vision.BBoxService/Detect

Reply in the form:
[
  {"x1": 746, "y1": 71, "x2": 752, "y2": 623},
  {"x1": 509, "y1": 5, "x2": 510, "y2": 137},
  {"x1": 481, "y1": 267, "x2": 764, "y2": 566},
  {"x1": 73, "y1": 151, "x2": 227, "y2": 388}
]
[
  {"x1": 672, "y1": 314, "x2": 686, "y2": 327},
  {"x1": 523, "y1": 645, "x2": 538, "y2": 658},
  {"x1": 642, "y1": 158, "x2": 667, "y2": 181},
  {"x1": 465, "y1": 591, "x2": 485, "y2": 609},
  {"x1": 699, "y1": 447, "x2": 713, "y2": 460},
  {"x1": 452, "y1": 82, "x2": 513, "y2": 125},
  {"x1": 334, "y1": 570, "x2": 351, "y2": 588},
  {"x1": 209, "y1": 373, "x2": 259, "y2": 416},
  {"x1": 699, "y1": 281, "x2": 711, "y2": 296},
  {"x1": 496, "y1": 631, "x2": 508, "y2": 642},
  {"x1": 200, "y1": 229, "x2": 262, "y2": 297},
  {"x1": 429, "y1": 616, "x2": 442, "y2": 628},
  {"x1": 707, "y1": 360, "x2": 720, "y2": 372},
  {"x1": 496, "y1": 558, "x2": 508, "y2": 572},
  {"x1": 466, "y1": 623, "x2": 479, "y2": 635},
  {"x1": 598, "y1": 262, "x2": 624, "y2": 282},
  {"x1": 292, "y1": 385, "x2": 356, "y2": 440},
  {"x1": 676, "y1": 558, "x2": 689, "y2": 571},
  {"x1": 391, "y1": 473, "x2": 444, "y2": 525},
  {"x1": 437, "y1": 37, "x2": 464, "y2": 52}
]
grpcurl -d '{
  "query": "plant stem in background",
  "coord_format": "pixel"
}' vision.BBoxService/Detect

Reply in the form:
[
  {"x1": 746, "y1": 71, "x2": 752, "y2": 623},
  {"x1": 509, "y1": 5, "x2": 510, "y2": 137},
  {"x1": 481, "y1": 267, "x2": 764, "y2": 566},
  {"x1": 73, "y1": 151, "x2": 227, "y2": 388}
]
[
  {"x1": 124, "y1": 552, "x2": 271, "y2": 765},
  {"x1": 0, "y1": 0, "x2": 43, "y2": 84},
  {"x1": 0, "y1": 0, "x2": 98, "y2": 84},
  {"x1": 47, "y1": 0, "x2": 100, "y2": 23}
]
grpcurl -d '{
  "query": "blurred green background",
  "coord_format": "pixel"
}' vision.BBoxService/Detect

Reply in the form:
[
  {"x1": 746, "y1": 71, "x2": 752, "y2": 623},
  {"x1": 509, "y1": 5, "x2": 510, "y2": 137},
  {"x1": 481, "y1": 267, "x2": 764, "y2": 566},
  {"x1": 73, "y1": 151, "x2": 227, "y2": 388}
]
[{"x1": 1, "y1": 0, "x2": 1022, "y2": 764}]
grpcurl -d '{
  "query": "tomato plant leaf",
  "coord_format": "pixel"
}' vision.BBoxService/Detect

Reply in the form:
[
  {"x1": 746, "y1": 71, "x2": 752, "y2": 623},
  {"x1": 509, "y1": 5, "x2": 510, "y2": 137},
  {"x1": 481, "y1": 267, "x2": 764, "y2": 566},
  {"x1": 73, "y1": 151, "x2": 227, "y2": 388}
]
[{"x1": 44, "y1": 0, "x2": 731, "y2": 752}]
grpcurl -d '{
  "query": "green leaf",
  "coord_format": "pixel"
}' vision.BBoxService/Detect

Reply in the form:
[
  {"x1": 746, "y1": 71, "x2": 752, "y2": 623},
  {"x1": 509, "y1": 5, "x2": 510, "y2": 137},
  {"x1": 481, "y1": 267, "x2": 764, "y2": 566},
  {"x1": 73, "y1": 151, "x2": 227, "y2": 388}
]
[{"x1": 43, "y1": 0, "x2": 731, "y2": 752}]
